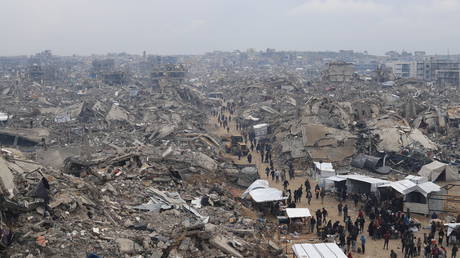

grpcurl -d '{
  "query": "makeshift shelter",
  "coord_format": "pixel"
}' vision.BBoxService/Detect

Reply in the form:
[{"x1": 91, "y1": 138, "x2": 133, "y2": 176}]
[
  {"x1": 323, "y1": 175, "x2": 347, "y2": 192},
  {"x1": 292, "y1": 243, "x2": 347, "y2": 258},
  {"x1": 241, "y1": 179, "x2": 269, "y2": 198},
  {"x1": 342, "y1": 174, "x2": 389, "y2": 194},
  {"x1": 284, "y1": 208, "x2": 312, "y2": 233},
  {"x1": 404, "y1": 182, "x2": 443, "y2": 215},
  {"x1": 378, "y1": 179, "x2": 416, "y2": 211},
  {"x1": 378, "y1": 180, "x2": 417, "y2": 196},
  {"x1": 249, "y1": 188, "x2": 285, "y2": 203},
  {"x1": 405, "y1": 175, "x2": 428, "y2": 184},
  {"x1": 286, "y1": 208, "x2": 312, "y2": 219},
  {"x1": 418, "y1": 161, "x2": 460, "y2": 182},
  {"x1": 314, "y1": 162, "x2": 336, "y2": 188}
]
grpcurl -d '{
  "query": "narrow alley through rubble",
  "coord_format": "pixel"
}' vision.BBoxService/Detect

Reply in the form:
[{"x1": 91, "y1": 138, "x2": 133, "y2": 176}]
[{"x1": 208, "y1": 105, "x2": 432, "y2": 258}]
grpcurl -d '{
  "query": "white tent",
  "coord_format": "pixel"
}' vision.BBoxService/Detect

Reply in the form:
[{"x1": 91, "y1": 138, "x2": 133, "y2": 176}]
[
  {"x1": 341, "y1": 174, "x2": 389, "y2": 193},
  {"x1": 378, "y1": 179, "x2": 417, "y2": 195},
  {"x1": 286, "y1": 208, "x2": 312, "y2": 218},
  {"x1": 418, "y1": 161, "x2": 460, "y2": 182},
  {"x1": 249, "y1": 188, "x2": 286, "y2": 203},
  {"x1": 314, "y1": 162, "x2": 336, "y2": 186},
  {"x1": 292, "y1": 243, "x2": 347, "y2": 258},
  {"x1": 409, "y1": 182, "x2": 441, "y2": 197},
  {"x1": 241, "y1": 179, "x2": 269, "y2": 198},
  {"x1": 404, "y1": 181, "x2": 442, "y2": 215}
]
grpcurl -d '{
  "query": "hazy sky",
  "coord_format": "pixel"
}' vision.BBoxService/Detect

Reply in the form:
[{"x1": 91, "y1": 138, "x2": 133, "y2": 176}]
[{"x1": 1, "y1": 0, "x2": 460, "y2": 56}]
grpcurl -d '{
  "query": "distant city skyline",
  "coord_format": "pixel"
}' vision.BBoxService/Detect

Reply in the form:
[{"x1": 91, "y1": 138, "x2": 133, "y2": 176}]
[{"x1": 1, "y1": 0, "x2": 460, "y2": 56}]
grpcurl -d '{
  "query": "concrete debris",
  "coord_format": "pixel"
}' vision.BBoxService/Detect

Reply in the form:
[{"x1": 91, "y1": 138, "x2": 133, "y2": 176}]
[{"x1": 2, "y1": 49, "x2": 460, "y2": 257}]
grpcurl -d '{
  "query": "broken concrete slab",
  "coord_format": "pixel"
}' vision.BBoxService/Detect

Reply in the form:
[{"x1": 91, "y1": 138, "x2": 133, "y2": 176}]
[
  {"x1": 209, "y1": 235, "x2": 243, "y2": 258},
  {"x1": 0, "y1": 157, "x2": 15, "y2": 198}
]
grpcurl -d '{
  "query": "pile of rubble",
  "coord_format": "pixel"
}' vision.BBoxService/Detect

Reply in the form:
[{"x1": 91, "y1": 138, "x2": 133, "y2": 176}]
[{"x1": 0, "y1": 56, "x2": 285, "y2": 257}]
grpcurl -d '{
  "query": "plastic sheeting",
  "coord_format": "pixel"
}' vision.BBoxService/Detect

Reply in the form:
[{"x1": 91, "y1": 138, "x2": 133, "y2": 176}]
[
  {"x1": 313, "y1": 162, "x2": 335, "y2": 172},
  {"x1": 292, "y1": 243, "x2": 347, "y2": 258},
  {"x1": 286, "y1": 208, "x2": 311, "y2": 218},
  {"x1": 249, "y1": 188, "x2": 285, "y2": 203},
  {"x1": 411, "y1": 182, "x2": 441, "y2": 197},
  {"x1": 418, "y1": 161, "x2": 460, "y2": 182},
  {"x1": 241, "y1": 179, "x2": 269, "y2": 199},
  {"x1": 378, "y1": 180, "x2": 416, "y2": 195}
]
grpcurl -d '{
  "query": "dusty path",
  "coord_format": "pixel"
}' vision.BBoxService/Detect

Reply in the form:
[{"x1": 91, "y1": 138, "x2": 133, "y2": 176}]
[{"x1": 207, "y1": 108, "x2": 437, "y2": 258}]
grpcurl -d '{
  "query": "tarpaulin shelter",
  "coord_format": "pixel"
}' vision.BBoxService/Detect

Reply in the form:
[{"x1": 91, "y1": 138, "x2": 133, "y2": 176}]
[
  {"x1": 378, "y1": 180, "x2": 417, "y2": 195},
  {"x1": 324, "y1": 174, "x2": 389, "y2": 197},
  {"x1": 313, "y1": 162, "x2": 336, "y2": 185},
  {"x1": 292, "y1": 243, "x2": 347, "y2": 258},
  {"x1": 286, "y1": 208, "x2": 312, "y2": 219},
  {"x1": 341, "y1": 174, "x2": 389, "y2": 194},
  {"x1": 248, "y1": 188, "x2": 285, "y2": 203},
  {"x1": 241, "y1": 179, "x2": 269, "y2": 198},
  {"x1": 418, "y1": 161, "x2": 460, "y2": 182},
  {"x1": 404, "y1": 181, "x2": 442, "y2": 215},
  {"x1": 285, "y1": 208, "x2": 312, "y2": 233}
]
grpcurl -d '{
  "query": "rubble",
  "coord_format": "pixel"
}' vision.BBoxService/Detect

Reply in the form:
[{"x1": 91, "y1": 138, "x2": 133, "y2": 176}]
[{"x1": 2, "y1": 48, "x2": 460, "y2": 257}]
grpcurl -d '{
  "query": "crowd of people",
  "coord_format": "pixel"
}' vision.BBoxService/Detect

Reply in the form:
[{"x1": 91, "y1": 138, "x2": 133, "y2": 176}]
[{"x1": 213, "y1": 103, "x2": 459, "y2": 258}]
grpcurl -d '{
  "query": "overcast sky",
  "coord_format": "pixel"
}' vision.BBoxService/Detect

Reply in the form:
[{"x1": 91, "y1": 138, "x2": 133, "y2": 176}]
[{"x1": 1, "y1": 0, "x2": 459, "y2": 56}]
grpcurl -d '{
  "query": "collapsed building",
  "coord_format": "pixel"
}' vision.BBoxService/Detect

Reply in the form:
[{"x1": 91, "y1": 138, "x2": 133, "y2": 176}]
[{"x1": 2, "y1": 49, "x2": 460, "y2": 257}]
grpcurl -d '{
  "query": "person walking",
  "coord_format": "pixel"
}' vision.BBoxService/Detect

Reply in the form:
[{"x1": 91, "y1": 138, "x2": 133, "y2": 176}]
[
  {"x1": 439, "y1": 228, "x2": 445, "y2": 246},
  {"x1": 283, "y1": 180, "x2": 289, "y2": 190},
  {"x1": 247, "y1": 153, "x2": 252, "y2": 163},
  {"x1": 305, "y1": 179, "x2": 310, "y2": 191},
  {"x1": 322, "y1": 208, "x2": 328, "y2": 223},
  {"x1": 343, "y1": 204, "x2": 348, "y2": 222},
  {"x1": 338, "y1": 202, "x2": 343, "y2": 216},
  {"x1": 315, "y1": 187, "x2": 320, "y2": 199},
  {"x1": 384, "y1": 231, "x2": 390, "y2": 250},
  {"x1": 360, "y1": 235, "x2": 366, "y2": 254},
  {"x1": 274, "y1": 170, "x2": 280, "y2": 183},
  {"x1": 453, "y1": 244, "x2": 458, "y2": 258},
  {"x1": 306, "y1": 191, "x2": 312, "y2": 205}
]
